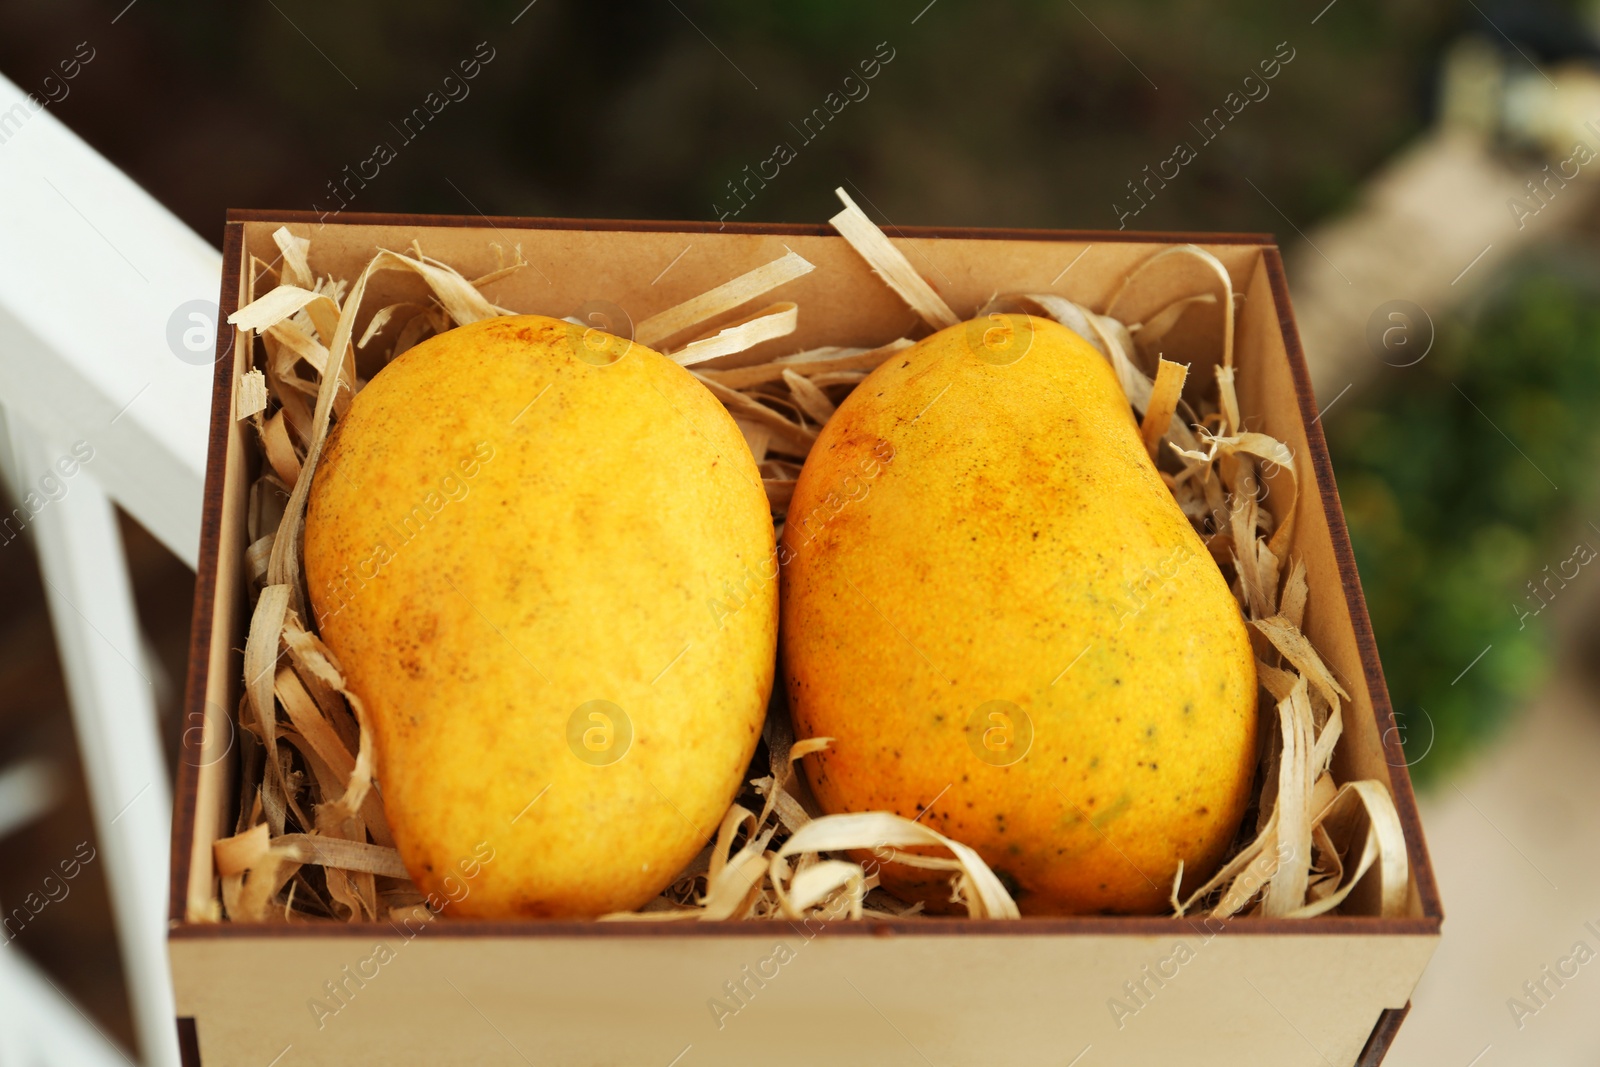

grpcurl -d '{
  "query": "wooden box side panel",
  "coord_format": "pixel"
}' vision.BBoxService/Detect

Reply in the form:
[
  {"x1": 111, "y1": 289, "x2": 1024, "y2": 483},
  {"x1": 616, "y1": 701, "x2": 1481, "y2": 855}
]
[
  {"x1": 171, "y1": 222, "x2": 251, "y2": 923},
  {"x1": 172, "y1": 929, "x2": 1437, "y2": 1067},
  {"x1": 237, "y1": 220, "x2": 1266, "y2": 365},
  {"x1": 1237, "y1": 253, "x2": 1440, "y2": 921}
]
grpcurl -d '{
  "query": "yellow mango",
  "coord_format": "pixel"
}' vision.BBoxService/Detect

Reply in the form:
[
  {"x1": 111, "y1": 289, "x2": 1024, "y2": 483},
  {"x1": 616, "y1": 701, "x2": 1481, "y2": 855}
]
[
  {"x1": 305, "y1": 315, "x2": 777, "y2": 918},
  {"x1": 780, "y1": 315, "x2": 1256, "y2": 915}
]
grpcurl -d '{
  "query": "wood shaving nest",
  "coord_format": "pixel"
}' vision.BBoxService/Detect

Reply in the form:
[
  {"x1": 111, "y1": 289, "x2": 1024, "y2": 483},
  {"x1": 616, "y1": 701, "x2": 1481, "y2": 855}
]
[{"x1": 211, "y1": 190, "x2": 1407, "y2": 926}]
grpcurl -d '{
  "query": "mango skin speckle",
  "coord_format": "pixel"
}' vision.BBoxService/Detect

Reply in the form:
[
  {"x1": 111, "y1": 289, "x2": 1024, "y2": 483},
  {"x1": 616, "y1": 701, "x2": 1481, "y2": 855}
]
[
  {"x1": 780, "y1": 315, "x2": 1257, "y2": 915},
  {"x1": 304, "y1": 315, "x2": 777, "y2": 919}
]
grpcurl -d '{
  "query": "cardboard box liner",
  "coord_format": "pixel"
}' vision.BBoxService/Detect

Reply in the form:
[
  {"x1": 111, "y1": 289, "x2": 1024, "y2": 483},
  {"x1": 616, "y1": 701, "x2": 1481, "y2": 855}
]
[{"x1": 170, "y1": 200, "x2": 1442, "y2": 1067}]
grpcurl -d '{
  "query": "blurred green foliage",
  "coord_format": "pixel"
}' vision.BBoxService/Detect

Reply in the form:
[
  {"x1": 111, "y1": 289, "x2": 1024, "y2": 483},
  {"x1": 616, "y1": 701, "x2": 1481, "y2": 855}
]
[{"x1": 1329, "y1": 260, "x2": 1600, "y2": 783}]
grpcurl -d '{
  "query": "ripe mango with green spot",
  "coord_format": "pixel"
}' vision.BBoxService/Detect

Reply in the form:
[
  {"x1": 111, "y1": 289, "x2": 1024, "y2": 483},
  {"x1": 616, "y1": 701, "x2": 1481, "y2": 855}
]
[{"x1": 780, "y1": 314, "x2": 1257, "y2": 914}]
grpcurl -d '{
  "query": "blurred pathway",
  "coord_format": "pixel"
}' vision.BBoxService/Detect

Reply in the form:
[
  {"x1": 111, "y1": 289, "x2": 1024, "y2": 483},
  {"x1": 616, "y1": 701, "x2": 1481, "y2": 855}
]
[{"x1": 1387, "y1": 667, "x2": 1600, "y2": 1066}]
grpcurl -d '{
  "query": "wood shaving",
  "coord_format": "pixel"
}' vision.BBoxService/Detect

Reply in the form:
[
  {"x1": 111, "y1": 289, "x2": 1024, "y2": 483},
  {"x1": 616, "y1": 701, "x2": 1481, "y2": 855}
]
[
  {"x1": 237, "y1": 369, "x2": 268, "y2": 419},
  {"x1": 1141, "y1": 358, "x2": 1189, "y2": 458},
  {"x1": 696, "y1": 338, "x2": 911, "y2": 389},
  {"x1": 636, "y1": 250, "x2": 814, "y2": 349},
  {"x1": 668, "y1": 302, "x2": 798, "y2": 366},
  {"x1": 828, "y1": 187, "x2": 959, "y2": 330},
  {"x1": 1106, "y1": 243, "x2": 1236, "y2": 371}
]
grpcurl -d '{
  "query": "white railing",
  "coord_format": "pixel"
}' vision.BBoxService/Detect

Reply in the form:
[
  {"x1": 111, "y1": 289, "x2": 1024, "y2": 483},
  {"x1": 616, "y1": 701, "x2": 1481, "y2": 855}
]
[{"x1": 0, "y1": 68, "x2": 221, "y2": 1067}]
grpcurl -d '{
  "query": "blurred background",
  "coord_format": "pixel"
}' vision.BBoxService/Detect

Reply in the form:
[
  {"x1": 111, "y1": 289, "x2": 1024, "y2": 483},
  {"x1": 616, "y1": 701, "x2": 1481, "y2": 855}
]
[{"x1": 2, "y1": 0, "x2": 1599, "y2": 1063}]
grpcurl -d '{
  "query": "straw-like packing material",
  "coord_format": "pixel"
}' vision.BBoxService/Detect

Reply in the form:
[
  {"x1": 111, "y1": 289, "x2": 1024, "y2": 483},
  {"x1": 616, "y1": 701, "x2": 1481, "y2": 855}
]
[{"x1": 211, "y1": 197, "x2": 1406, "y2": 926}]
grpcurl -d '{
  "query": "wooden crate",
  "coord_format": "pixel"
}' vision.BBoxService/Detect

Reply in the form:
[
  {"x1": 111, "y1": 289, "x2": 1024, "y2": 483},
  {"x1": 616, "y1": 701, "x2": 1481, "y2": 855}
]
[{"x1": 169, "y1": 212, "x2": 1442, "y2": 1066}]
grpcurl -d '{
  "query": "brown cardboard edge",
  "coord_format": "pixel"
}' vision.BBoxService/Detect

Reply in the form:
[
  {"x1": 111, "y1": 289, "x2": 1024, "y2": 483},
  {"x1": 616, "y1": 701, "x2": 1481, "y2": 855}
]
[
  {"x1": 1258, "y1": 248, "x2": 1444, "y2": 924},
  {"x1": 223, "y1": 206, "x2": 1275, "y2": 247},
  {"x1": 1356, "y1": 1004, "x2": 1411, "y2": 1066},
  {"x1": 169, "y1": 215, "x2": 1442, "y2": 943},
  {"x1": 168, "y1": 219, "x2": 245, "y2": 926}
]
